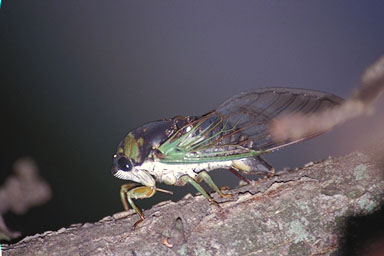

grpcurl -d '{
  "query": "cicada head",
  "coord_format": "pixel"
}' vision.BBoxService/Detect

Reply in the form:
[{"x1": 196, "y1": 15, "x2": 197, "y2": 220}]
[{"x1": 111, "y1": 132, "x2": 155, "y2": 187}]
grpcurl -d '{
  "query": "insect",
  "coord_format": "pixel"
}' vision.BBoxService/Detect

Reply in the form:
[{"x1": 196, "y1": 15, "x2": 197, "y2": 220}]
[{"x1": 111, "y1": 87, "x2": 342, "y2": 228}]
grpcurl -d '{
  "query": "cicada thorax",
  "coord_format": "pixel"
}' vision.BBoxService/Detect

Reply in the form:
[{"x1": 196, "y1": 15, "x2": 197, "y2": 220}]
[{"x1": 119, "y1": 115, "x2": 199, "y2": 164}]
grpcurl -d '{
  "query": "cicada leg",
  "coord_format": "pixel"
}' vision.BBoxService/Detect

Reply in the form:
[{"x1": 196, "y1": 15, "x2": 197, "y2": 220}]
[
  {"x1": 230, "y1": 156, "x2": 275, "y2": 180},
  {"x1": 120, "y1": 183, "x2": 156, "y2": 229},
  {"x1": 180, "y1": 175, "x2": 220, "y2": 208},
  {"x1": 227, "y1": 167, "x2": 251, "y2": 184},
  {"x1": 197, "y1": 171, "x2": 233, "y2": 198}
]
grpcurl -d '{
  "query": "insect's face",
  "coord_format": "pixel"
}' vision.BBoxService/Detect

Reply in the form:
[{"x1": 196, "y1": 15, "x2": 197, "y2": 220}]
[{"x1": 111, "y1": 153, "x2": 155, "y2": 187}]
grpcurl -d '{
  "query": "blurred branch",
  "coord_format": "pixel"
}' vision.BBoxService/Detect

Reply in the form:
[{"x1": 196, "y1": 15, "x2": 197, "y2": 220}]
[
  {"x1": 270, "y1": 55, "x2": 384, "y2": 142},
  {"x1": 3, "y1": 147, "x2": 384, "y2": 255},
  {"x1": 0, "y1": 158, "x2": 51, "y2": 240}
]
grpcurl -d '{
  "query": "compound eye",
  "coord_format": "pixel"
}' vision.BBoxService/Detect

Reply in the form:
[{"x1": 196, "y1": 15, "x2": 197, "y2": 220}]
[{"x1": 117, "y1": 156, "x2": 132, "y2": 172}]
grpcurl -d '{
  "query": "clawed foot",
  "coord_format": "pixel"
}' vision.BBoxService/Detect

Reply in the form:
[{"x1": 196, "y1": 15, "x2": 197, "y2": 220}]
[
  {"x1": 218, "y1": 186, "x2": 233, "y2": 198},
  {"x1": 132, "y1": 217, "x2": 144, "y2": 231}
]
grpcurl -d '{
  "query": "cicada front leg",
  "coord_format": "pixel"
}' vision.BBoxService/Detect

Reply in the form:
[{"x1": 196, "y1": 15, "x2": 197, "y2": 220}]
[{"x1": 120, "y1": 183, "x2": 156, "y2": 229}]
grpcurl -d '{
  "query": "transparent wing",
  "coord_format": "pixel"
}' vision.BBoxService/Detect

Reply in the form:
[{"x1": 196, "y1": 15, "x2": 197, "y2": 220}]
[{"x1": 158, "y1": 87, "x2": 343, "y2": 163}]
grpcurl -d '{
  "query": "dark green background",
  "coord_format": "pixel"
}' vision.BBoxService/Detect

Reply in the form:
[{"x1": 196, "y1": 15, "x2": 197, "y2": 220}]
[{"x1": 1, "y1": 0, "x2": 384, "y2": 239}]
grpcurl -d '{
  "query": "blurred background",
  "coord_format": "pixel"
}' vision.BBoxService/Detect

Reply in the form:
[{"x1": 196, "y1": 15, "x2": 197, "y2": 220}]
[{"x1": 1, "y1": 1, "x2": 384, "y2": 240}]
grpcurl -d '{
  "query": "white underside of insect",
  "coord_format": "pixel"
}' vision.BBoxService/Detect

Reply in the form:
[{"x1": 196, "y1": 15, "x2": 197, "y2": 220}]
[{"x1": 138, "y1": 159, "x2": 234, "y2": 185}]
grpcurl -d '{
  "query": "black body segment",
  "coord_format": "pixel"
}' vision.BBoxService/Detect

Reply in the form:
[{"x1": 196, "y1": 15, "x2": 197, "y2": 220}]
[{"x1": 119, "y1": 116, "x2": 197, "y2": 164}]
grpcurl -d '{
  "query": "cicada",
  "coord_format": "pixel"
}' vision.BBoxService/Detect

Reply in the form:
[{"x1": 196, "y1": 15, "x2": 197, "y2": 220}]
[{"x1": 111, "y1": 87, "x2": 342, "y2": 228}]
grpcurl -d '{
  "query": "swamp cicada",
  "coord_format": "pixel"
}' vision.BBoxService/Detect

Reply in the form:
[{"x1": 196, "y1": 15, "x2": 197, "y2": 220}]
[{"x1": 111, "y1": 87, "x2": 342, "y2": 228}]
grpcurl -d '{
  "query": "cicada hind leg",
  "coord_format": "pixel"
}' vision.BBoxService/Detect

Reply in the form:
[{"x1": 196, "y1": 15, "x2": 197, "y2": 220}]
[{"x1": 230, "y1": 156, "x2": 275, "y2": 183}]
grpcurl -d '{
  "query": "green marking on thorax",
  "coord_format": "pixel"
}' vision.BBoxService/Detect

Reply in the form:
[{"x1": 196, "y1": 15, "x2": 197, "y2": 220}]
[{"x1": 123, "y1": 133, "x2": 143, "y2": 163}]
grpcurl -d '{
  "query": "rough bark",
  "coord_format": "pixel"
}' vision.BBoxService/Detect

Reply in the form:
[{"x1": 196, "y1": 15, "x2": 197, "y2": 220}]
[{"x1": 3, "y1": 148, "x2": 384, "y2": 256}]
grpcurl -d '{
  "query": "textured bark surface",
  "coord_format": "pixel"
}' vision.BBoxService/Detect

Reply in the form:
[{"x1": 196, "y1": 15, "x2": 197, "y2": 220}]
[{"x1": 3, "y1": 148, "x2": 384, "y2": 256}]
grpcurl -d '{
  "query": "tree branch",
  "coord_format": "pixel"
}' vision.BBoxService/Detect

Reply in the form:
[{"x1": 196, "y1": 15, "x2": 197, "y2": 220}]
[{"x1": 3, "y1": 147, "x2": 384, "y2": 256}]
